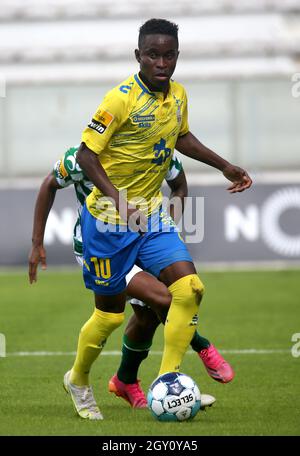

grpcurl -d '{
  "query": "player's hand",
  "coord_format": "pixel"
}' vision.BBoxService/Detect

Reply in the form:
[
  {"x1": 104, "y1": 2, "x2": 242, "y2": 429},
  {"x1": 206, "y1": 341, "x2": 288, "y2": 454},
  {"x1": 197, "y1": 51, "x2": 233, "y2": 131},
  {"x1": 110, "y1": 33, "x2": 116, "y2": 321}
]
[
  {"x1": 28, "y1": 244, "x2": 47, "y2": 284},
  {"x1": 223, "y1": 164, "x2": 252, "y2": 193},
  {"x1": 126, "y1": 207, "x2": 148, "y2": 234}
]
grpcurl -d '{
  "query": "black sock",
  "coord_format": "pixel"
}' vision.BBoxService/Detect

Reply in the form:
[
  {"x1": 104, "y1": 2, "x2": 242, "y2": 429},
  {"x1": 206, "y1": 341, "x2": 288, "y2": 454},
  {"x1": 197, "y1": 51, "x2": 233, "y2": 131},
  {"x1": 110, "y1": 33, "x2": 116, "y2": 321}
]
[
  {"x1": 117, "y1": 335, "x2": 152, "y2": 384},
  {"x1": 190, "y1": 331, "x2": 210, "y2": 352}
]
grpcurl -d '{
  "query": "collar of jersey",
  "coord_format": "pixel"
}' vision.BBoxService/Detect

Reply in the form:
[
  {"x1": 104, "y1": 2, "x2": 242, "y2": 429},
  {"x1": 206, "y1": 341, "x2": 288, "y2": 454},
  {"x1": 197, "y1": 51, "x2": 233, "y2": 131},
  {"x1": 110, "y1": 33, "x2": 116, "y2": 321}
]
[
  {"x1": 134, "y1": 73, "x2": 172, "y2": 101},
  {"x1": 134, "y1": 73, "x2": 156, "y2": 96}
]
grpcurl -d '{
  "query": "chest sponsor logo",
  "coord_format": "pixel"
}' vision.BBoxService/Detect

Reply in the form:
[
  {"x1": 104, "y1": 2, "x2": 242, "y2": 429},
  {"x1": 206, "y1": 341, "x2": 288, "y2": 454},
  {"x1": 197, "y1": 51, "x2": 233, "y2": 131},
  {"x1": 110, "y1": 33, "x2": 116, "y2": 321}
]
[
  {"x1": 137, "y1": 122, "x2": 151, "y2": 128},
  {"x1": 132, "y1": 115, "x2": 155, "y2": 123}
]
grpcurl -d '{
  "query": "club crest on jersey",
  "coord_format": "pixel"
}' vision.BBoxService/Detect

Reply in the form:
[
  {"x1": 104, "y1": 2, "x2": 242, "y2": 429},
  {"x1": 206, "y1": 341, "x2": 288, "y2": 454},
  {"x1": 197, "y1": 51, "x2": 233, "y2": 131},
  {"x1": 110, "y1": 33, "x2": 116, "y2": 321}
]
[
  {"x1": 88, "y1": 109, "x2": 114, "y2": 134},
  {"x1": 176, "y1": 105, "x2": 182, "y2": 123}
]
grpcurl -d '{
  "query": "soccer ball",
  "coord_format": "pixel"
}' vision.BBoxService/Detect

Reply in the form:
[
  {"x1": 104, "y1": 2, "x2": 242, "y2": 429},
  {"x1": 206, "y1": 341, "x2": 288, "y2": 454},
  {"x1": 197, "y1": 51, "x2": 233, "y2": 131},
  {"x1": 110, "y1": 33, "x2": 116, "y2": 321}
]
[{"x1": 147, "y1": 372, "x2": 201, "y2": 422}]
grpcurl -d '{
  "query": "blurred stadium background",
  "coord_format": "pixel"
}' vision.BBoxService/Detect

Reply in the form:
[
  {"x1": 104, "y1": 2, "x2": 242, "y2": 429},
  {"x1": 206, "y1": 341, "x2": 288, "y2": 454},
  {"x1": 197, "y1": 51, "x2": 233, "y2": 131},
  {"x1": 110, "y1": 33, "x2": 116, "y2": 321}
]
[{"x1": 0, "y1": 0, "x2": 300, "y2": 267}]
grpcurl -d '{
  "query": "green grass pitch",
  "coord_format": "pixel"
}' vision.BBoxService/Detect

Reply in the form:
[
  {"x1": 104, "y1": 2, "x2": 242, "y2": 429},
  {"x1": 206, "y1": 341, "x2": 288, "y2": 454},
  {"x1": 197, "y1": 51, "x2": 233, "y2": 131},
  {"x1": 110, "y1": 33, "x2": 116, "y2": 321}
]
[{"x1": 0, "y1": 269, "x2": 300, "y2": 436}]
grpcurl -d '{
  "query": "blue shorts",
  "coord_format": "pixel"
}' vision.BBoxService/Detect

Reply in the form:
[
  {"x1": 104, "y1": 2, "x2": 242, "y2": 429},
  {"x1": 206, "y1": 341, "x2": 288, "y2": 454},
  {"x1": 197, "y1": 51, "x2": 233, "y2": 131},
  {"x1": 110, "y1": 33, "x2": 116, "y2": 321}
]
[{"x1": 81, "y1": 204, "x2": 193, "y2": 295}]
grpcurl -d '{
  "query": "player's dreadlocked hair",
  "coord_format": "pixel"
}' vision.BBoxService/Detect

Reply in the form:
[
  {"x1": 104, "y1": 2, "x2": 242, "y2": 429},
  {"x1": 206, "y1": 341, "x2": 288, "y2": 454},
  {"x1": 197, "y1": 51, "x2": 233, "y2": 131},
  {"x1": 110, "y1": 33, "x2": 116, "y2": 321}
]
[{"x1": 138, "y1": 18, "x2": 179, "y2": 48}]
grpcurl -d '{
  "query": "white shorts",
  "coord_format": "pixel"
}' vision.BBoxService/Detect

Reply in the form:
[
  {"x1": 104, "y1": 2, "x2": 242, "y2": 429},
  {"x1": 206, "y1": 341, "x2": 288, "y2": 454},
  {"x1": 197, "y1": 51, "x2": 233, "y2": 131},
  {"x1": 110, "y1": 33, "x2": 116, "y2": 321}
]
[
  {"x1": 75, "y1": 254, "x2": 84, "y2": 267},
  {"x1": 75, "y1": 255, "x2": 146, "y2": 307},
  {"x1": 125, "y1": 265, "x2": 142, "y2": 285},
  {"x1": 126, "y1": 265, "x2": 146, "y2": 307}
]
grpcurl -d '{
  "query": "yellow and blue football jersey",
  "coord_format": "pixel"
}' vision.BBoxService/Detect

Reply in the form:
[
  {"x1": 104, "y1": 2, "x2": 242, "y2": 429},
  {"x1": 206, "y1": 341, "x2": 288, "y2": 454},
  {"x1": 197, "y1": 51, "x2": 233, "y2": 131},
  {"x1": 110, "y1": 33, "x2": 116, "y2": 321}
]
[{"x1": 82, "y1": 73, "x2": 189, "y2": 223}]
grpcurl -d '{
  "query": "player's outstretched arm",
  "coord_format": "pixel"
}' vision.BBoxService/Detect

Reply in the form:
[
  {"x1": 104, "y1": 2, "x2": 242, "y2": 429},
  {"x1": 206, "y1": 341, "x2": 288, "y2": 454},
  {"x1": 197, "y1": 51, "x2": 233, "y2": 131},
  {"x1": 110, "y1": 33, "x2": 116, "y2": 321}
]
[
  {"x1": 29, "y1": 173, "x2": 62, "y2": 284},
  {"x1": 176, "y1": 132, "x2": 252, "y2": 193}
]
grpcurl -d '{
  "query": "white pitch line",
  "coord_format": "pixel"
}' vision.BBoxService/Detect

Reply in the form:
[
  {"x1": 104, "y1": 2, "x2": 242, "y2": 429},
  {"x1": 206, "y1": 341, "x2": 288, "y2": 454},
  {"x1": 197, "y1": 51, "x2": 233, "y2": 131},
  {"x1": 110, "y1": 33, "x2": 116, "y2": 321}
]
[{"x1": 5, "y1": 349, "x2": 290, "y2": 357}]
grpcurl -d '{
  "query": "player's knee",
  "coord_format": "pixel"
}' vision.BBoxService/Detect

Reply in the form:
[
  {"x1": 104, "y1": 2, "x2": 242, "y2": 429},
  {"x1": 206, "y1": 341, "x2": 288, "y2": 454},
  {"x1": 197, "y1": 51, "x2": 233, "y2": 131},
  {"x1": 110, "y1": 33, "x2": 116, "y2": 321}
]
[
  {"x1": 126, "y1": 310, "x2": 159, "y2": 341},
  {"x1": 110, "y1": 311, "x2": 125, "y2": 329},
  {"x1": 93, "y1": 310, "x2": 125, "y2": 333},
  {"x1": 132, "y1": 308, "x2": 160, "y2": 332},
  {"x1": 170, "y1": 274, "x2": 205, "y2": 307},
  {"x1": 144, "y1": 286, "x2": 171, "y2": 324},
  {"x1": 190, "y1": 274, "x2": 205, "y2": 302}
]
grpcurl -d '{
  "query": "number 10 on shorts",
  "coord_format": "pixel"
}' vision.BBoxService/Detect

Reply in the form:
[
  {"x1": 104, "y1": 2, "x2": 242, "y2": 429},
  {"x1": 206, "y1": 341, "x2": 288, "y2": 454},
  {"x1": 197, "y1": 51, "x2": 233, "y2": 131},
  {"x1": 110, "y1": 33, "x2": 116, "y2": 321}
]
[{"x1": 90, "y1": 257, "x2": 111, "y2": 279}]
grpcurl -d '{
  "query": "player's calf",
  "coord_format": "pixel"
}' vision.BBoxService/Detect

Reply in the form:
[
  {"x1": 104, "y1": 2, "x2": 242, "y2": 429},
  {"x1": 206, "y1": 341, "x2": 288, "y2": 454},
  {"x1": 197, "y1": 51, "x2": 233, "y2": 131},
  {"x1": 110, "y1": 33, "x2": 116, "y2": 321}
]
[{"x1": 159, "y1": 274, "x2": 204, "y2": 375}]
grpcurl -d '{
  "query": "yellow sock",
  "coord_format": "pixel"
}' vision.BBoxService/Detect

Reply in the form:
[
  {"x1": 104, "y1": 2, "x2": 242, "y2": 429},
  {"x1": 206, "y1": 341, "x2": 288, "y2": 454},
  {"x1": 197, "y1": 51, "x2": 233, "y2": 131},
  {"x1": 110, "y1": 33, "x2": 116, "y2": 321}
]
[
  {"x1": 70, "y1": 308, "x2": 124, "y2": 386},
  {"x1": 158, "y1": 274, "x2": 204, "y2": 375}
]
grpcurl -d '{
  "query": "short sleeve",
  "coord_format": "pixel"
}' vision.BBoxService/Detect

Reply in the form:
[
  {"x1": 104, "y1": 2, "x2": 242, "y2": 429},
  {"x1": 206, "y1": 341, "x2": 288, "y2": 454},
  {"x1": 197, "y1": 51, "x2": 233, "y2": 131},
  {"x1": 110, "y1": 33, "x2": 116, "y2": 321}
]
[
  {"x1": 81, "y1": 90, "x2": 127, "y2": 154},
  {"x1": 53, "y1": 158, "x2": 73, "y2": 188},
  {"x1": 53, "y1": 146, "x2": 83, "y2": 187},
  {"x1": 165, "y1": 151, "x2": 183, "y2": 181}
]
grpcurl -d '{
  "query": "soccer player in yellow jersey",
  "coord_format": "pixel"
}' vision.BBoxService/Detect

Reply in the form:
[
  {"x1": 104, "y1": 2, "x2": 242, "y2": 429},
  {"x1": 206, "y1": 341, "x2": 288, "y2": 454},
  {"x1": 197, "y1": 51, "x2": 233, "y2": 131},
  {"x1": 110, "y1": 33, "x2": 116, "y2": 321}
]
[{"x1": 63, "y1": 18, "x2": 252, "y2": 420}]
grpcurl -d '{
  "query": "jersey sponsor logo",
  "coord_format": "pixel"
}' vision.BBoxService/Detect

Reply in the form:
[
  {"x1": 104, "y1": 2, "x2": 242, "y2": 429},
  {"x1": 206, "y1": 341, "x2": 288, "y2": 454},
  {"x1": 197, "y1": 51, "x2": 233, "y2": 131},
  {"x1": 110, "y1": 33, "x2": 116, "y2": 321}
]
[
  {"x1": 137, "y1": 122, "x2": 151, "y2": 128},
  {"x1": 89, "y1": 109, "x2": 114, "y2": 134},
  {"x1": 94, "y1": 109, "x2": 114, "y2": 126},
  {"x1": 88, "y1": 119, "x2": 108, "y2": 134},
  {"x1": 132, "y1": 115, "x2": 155, "y2": 123},
  {"x1": 88, "y1": 119, "x2": 105, "y2": 134}
]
